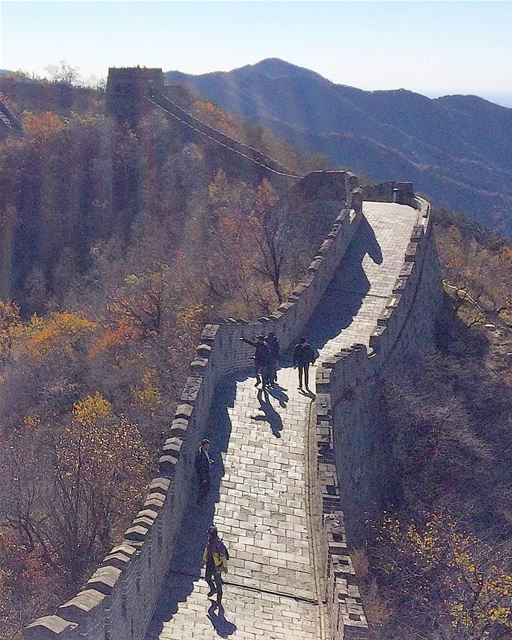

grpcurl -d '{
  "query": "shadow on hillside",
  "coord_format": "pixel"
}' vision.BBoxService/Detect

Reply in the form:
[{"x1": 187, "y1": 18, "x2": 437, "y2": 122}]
[
  {"x1": 146, "y1": 378, "x2": 240, "y2": 638},
  {"x1": 301, "y1": 215, "x2": 383, "y2": 351}
]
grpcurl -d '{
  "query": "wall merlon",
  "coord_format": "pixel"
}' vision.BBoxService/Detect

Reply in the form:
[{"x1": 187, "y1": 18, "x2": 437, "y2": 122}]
[
  {"x1": 174, "y1": 404, "x2": 194, "y2": 421},
  {"x1": 59, "y1": 589, "x2": 107, "y2": 625},
  {"x1": 144, "y1": 494, "x2": 166, "y2": 510},
  {"x1": 24, "y1": 171, "x2": 393, "y2": 640},
  {"x1": 24, "y1": 616, "x2": 79, "y2": 640},
  {"x1": 190, "y1": 357, "x2": 209, "y2": 373},
  {"x1": 180, "y1": 377, "x2": 202, "y2": 403},
  {"x1": 392, "y1": 276, "x2": 407, "y2": 294},
  {"x1": 133, "y1": 515, "x2": 155, "y2": 529},
  {"x1": 102, "y1": 550, "x2": 134, "y2": 571},
  {"x1": 124, "y1": 524, "x2": 150, "y2": 543},
  {"x1": 404, "y1": 242, "x2": 419, "y2": 262},
  {"x1": 169, "y1": 418, "x2": 189, "y2": 438},
  {"x1": 200, "y1": 324, "x2": 220, "y2": 342},
  {"x1": 86, "y1": 566, "x2": 123, "y2": 595}
]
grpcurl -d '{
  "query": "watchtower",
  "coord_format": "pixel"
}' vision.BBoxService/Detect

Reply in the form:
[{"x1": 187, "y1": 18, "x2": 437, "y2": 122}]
[{"x1": 106, "y1": 67, "x2": 164, "y2": 124}]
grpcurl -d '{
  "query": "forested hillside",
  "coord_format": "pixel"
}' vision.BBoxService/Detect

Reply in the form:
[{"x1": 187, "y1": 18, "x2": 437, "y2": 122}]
[
  {"x1": 0, "y1": 74, "x2": 332, "y2": 638},
  {"x1": 360, "y1": 213, "x2": 512, "y2": 639},
  {"x1": 1, "y1": 71, "x2": 512, "y2": 640},
  {"x1": 167, "y1": 58, "x2": 512, "y2": 237}
]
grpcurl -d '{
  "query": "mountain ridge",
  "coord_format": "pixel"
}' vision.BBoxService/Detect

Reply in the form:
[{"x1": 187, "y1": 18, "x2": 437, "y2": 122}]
[{"x1": 166, "y1": 58, "x2": 512, "y2": 235}]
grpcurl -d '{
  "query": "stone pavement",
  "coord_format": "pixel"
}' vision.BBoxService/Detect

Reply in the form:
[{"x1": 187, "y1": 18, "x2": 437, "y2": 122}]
[{"x1": 145, "y1": 203, "x2": 418, "y2": 640}]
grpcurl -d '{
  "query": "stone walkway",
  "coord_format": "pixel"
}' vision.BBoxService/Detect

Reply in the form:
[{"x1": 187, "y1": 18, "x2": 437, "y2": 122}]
[{"x1": 145, "y1": 203, "x2": 418, "y2": 640}]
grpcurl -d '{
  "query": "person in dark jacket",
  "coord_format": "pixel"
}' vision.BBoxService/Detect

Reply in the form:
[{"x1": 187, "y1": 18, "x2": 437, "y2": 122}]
[
  {"x1": 266, "y1": 332, "x2": 280, "y2": 386},
  {"x1": 195, "y1": 439, "x2": 213, "y2": 505},
  {"x1": 203, "y1": 525, "x2": 229, "y2": 606},
  {"x1": 240, "y1": 335, "x2": 271, "y2": 388},
  {"x1": 293, "y1": 337, "x2": 316, "y2": 390}
]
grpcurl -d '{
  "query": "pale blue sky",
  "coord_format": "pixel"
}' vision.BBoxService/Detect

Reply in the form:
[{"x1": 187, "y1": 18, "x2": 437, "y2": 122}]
[{"x1": 1, "y1": 1, "x2": 511, "y2": 105}]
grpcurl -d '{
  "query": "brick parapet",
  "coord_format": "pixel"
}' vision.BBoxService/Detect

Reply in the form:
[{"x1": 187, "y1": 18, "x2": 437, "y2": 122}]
[
  {"x1": 24, "y1": 179, "x2": 441, "y2": 640},
  {"x1": 147, "y1": 92, "x2": 301, "y2": 182},
  {"x1": 311, "y1": 192, "x2": 442, "y2": 639},
  {"x1": 23, "y1": 171, "x2": 363, "y2": 640}
]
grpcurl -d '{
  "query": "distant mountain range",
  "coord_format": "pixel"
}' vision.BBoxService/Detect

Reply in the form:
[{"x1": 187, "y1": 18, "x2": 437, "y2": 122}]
[{"x1": 166, "y1": 58, "x2": 512, "y2": 236}]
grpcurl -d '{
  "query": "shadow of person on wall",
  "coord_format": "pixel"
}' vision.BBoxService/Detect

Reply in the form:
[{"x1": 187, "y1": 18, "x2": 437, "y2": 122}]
[
  {"x1": 251, "y1": 389, "x2": 284, "y2": 438},
  {"x1": 207, "y1": 602, "x2": 237, "y2": 637}
]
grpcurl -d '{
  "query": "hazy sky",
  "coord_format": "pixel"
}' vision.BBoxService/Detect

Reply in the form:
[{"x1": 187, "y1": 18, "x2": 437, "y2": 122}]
[{"x1": 1, "y1": 1, "x2": 511, "y2": 106}]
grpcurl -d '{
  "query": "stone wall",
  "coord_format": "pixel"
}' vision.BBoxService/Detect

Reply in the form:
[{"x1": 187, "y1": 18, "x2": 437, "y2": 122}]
[
  {"x1": 23, "y1": 177, "x2": 442, "y2": 640},
  {"x1": 106, "y1": 67, "x2": 165, "y2": 124},
  {"x1": 23, "y1": 171, "x2": 363, "y2": 640},
  {"x1": 147, "y1": 92, "x2": 301, "y2": 187},
  {"x1": 313, "y1": 194, "x2": 442, "y2": 640}
]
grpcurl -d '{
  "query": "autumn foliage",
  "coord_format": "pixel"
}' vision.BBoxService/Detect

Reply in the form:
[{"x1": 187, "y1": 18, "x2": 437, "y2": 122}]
[
  {"x1": 360, "y1": 214, "x2": 512, "y2": 640},
  {"x1": 0, "y1": 75, "x2": 339, "y2": 636}
]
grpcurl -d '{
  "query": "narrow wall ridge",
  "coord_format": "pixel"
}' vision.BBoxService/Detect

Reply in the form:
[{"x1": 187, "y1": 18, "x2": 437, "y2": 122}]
[{"x1": 312, "y1": 194, "x2": 442, "y2": 640}]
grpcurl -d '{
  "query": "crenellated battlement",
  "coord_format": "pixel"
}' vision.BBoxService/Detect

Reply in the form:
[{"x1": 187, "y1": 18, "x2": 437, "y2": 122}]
[{"x1": 23, "y1": 173, "x2": 442, "y2": 640}]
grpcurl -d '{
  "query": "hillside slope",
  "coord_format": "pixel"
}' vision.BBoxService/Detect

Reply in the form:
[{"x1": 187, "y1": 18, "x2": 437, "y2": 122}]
[
  {"x1": 166, "y1": 58, "x2": 512, "y2": 236},
  {"x1": 0, "y1": 78, "x2": 337, "y2": 639}
]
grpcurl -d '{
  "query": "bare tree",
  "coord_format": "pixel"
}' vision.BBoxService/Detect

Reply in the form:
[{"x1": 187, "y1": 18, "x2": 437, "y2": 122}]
[{"x1": 44, "y1": 60, "x2": 81, "y2": 85}]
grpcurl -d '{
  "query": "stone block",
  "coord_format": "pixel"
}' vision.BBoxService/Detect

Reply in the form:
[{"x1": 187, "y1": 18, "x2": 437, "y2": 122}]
[
  {"x1": 200, "y1": 324, "x2": 219, "y2": 342},
  {"x1": 24, "y1": 616, "x2": 78, "y2": 639},
  {"x1": 149, "y1": 478, "x2": 171, "y2": 495},
  {"x1": 125, "y1": 524, "x2": 149, "y2": 543},
  {"x1": 174, "y1": 403, "x2": 194, "y2": 420},
  {"x1": 169, "y1": 418, "x2": 189, "y2": 438},
  {"x1": 87, "y1": 565, "x2": 122, "y2": 595},
  {"x1": 59, "y1": 589, "x2": 107, "y2": 625}
]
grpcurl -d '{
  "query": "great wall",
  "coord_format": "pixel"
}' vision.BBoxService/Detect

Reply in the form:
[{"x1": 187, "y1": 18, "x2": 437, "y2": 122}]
[{"x1": 21, "y1": 68, "x2": 443, "y2": 640}]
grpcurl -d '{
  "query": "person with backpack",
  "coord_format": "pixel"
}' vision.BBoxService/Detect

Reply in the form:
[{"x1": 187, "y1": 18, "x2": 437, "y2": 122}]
[
  {"x1": 240, "y1": 335, "x2": 271, "y2": 389},
  {"x1": 293, "y1": 337, "x2": 316, "y2": 390},
  {"x1": 266, "y1": 332, "x2": 280, "y2": 386},
  {"x1": 203, "y1": 525, "x2": 229, "y2": 606}
]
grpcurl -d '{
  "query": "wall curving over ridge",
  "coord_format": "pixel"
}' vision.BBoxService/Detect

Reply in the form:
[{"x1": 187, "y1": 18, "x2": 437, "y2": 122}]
[
  {"x1": 23, "y1": 174, "x2": 443, "y2": 640},
  {"x1": 23, "y1": 170, "x2": 364, "y2": 640},
  {"x1": 313, "y1": 196, "x2": 443, "y2": 639}
]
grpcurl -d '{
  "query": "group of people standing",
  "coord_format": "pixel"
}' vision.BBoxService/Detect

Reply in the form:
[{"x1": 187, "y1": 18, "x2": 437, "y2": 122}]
[
  {"x1": 240, "y1": 332, "x2": 316, "y2": 391},
  {"x1": 240, "y1": 332, "x2": 280, "y2": 389},
  {"x1": 194, "y1": 332, "x2": 318, "y2": 609}
]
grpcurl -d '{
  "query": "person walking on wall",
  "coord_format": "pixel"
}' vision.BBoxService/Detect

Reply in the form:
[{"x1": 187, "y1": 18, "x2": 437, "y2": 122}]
[
  {"x1": 293, "y1": 337, "x2": 316, "y2": 390},
  {"x1": 195, "y1": 439, "x2": 213, "y2": 505},
  {"x1": 240, "y1": 335, "x2": 271, "y2": 388},
  {"x1": 203, "y1": 525, "x2": 229, "y2": 606},
  {"x1": 266, "y1": 332, "x2": 280, "y2": 386}
]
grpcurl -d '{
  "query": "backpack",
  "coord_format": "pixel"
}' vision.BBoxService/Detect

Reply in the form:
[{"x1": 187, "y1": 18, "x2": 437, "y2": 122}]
[{"x1": 204, "y1": 539, "x2": 229, "y2": 573}]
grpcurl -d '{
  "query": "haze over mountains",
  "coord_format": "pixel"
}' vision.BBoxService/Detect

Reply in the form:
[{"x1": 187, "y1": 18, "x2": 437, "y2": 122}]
[{"x1": 166, "y1": 58, "x2": 512, "y2": 236}]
